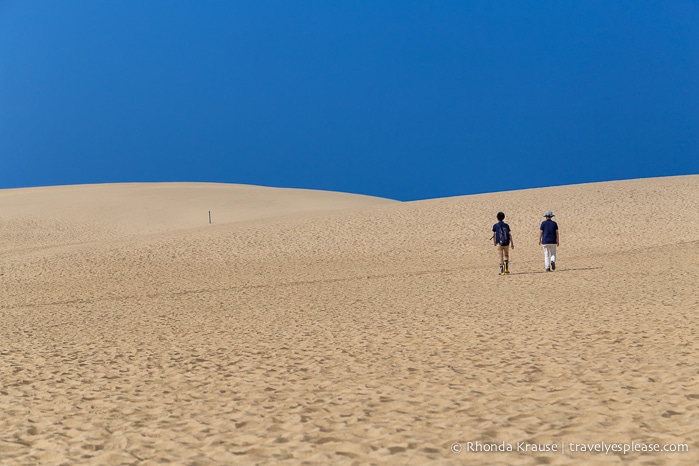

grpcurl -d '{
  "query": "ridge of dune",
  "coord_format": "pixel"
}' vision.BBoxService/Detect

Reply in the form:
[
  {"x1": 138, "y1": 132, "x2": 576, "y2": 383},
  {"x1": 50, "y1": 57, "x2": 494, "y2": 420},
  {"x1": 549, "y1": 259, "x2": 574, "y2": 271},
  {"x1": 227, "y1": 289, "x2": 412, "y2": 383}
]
[
  {"x1": 1, "y1": 174, "x2": 698, "y2": 465},
  {"x1": 0, "y1": 182, "x2": 397, "y2": 251}
]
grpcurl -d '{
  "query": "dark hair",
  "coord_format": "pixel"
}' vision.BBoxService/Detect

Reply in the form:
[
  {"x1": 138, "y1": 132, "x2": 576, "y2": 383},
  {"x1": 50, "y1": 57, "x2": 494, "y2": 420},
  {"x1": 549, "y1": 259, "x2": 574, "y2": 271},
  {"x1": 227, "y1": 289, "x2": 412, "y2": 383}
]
[{"x1": 497, "y1": 212, "x2": 505, "y2": 221}]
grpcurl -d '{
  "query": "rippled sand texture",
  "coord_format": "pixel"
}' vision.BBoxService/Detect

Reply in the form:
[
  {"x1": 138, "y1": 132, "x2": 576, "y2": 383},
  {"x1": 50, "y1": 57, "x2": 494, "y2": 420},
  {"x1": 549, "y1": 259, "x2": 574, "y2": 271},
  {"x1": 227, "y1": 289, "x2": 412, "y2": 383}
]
[{"x1": 1, "y1": 177, "x2": 697, "y2": 465}]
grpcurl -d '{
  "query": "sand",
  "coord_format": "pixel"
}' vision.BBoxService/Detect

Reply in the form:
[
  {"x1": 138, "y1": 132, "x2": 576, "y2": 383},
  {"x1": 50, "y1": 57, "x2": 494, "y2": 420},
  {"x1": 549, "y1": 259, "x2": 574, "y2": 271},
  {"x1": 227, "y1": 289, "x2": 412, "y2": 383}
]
[{"x1": 0, "y1": 176, "x2": 697, "y2": 465}]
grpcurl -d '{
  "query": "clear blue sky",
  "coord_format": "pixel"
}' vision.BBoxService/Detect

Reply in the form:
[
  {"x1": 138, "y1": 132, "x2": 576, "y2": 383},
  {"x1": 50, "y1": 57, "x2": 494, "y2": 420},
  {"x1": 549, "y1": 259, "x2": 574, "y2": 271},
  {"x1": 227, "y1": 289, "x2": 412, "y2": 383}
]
[{"x1": 1, "y1": 1, "x2": 697, "y2": 201}]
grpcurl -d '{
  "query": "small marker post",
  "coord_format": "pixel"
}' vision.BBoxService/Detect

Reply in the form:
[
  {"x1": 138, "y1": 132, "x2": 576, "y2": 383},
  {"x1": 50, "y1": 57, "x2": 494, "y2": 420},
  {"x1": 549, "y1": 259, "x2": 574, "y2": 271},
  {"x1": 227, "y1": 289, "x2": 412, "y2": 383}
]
[{"x1": 208, "y1": 211, "x2": 212, "y2": 224}]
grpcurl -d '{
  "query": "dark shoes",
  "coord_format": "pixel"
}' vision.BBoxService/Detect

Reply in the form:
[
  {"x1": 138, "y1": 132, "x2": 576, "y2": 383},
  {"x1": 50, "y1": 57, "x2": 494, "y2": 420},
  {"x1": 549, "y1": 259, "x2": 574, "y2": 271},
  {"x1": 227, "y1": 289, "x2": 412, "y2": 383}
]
[{"x1": 551, "y1": 261, "x2": 556, "y2": 271}]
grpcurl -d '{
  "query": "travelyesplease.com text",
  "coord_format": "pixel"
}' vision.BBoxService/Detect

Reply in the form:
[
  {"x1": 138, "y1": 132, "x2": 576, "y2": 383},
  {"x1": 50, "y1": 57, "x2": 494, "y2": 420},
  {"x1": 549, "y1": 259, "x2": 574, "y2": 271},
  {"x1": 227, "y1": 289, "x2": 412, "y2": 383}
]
[{"x1": 451, "y1": 440, "x2": 689, "y2": 455}]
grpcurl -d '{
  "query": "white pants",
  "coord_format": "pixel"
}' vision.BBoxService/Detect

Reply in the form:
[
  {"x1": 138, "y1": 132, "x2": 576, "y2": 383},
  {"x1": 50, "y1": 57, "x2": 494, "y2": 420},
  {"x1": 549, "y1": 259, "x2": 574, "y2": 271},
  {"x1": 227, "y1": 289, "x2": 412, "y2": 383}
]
[{"x1": 543, "y1": 244, "x2": 556, "y2": 269}]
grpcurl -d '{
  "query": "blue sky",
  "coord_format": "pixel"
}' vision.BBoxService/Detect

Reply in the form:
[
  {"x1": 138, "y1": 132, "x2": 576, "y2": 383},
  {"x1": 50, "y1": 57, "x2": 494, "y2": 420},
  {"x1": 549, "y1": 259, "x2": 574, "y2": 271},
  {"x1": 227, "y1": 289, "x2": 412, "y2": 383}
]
[{"x1": 1, "y1": 1, "x2": 697, "y2": 201}]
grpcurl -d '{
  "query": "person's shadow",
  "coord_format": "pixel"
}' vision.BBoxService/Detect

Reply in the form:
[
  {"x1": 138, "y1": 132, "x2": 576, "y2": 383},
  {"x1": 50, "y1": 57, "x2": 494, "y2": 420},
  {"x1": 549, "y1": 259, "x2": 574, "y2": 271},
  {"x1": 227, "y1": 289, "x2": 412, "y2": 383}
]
[{"x1": 511, "y1": 266, "x2": 602, "y2": 275}]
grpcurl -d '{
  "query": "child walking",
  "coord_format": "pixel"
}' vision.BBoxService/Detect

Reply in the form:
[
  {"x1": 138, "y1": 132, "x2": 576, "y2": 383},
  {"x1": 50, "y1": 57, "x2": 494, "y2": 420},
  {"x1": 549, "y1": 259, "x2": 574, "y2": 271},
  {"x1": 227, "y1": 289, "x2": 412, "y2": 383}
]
[{"x1": 492, "y1": 212, "x2": 514, "y2": 275}]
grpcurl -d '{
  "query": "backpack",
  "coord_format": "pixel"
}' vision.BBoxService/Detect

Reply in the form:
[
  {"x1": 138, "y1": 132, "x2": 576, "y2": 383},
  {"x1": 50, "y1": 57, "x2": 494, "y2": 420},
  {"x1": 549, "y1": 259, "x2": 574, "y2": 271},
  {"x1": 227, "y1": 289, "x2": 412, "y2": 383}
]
[{"x1": 496, "y1": 223, "x2": 510, "y2": 246}]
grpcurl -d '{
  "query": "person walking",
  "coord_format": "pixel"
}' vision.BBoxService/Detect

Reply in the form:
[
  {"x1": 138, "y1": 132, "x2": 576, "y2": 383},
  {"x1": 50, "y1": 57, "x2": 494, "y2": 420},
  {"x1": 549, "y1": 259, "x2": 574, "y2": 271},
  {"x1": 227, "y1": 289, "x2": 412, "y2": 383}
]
[
  {"x1": 492, "y1": 212, "x2": 514, "y2": 275},
  {"x1": 539, "y1": 211, "x2": 559, "y2": 271}
]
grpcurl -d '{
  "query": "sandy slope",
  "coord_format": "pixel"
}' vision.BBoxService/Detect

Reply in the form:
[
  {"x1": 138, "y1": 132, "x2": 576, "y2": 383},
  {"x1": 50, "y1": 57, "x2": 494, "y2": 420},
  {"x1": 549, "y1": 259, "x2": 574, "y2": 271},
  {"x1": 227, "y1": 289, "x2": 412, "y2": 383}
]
[
  {"x1": 0, "y1": 183, "x2": 397, "y2": 251},
  {"x1": 0, "y1": 176, "x2": 697, "y2": 465}
]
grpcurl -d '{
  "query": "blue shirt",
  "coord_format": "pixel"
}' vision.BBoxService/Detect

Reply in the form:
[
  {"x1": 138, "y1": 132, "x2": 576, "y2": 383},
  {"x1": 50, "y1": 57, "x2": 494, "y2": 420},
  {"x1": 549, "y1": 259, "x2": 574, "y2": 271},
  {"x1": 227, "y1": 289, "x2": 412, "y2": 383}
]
[
  {"x1": 540, "y1": 219, "x2": 558, "y2": 244},
  {"x1": 492, "y1": 221, "x2": 511, "y2": 245}
]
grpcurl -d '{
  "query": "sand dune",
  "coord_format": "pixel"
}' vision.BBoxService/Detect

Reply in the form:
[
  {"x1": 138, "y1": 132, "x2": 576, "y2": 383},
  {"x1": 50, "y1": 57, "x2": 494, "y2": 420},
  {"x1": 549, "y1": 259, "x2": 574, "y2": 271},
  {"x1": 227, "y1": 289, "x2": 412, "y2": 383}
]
[
  {"x1": 0, "y1": 176, "x2": 697, "y2": 465},
  {"x1": 0, "y1": 183, "x2": 396, "y2": 252}
]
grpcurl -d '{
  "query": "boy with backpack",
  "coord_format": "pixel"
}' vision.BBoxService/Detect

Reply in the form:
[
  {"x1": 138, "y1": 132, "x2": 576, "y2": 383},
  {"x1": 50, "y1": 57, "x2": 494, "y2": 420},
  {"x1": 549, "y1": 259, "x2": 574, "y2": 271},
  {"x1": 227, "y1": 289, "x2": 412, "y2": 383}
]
[{"x1": 492, "y1": 212, "x2": 514, "y2": 275}]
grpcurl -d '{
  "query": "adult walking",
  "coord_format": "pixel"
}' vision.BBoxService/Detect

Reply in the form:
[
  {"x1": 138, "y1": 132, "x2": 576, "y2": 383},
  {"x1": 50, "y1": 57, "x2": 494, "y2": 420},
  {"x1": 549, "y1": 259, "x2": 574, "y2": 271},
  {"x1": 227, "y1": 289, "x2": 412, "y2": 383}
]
[{"x1": 539, "y1": 211, "x2": 559, "y2": 272}]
